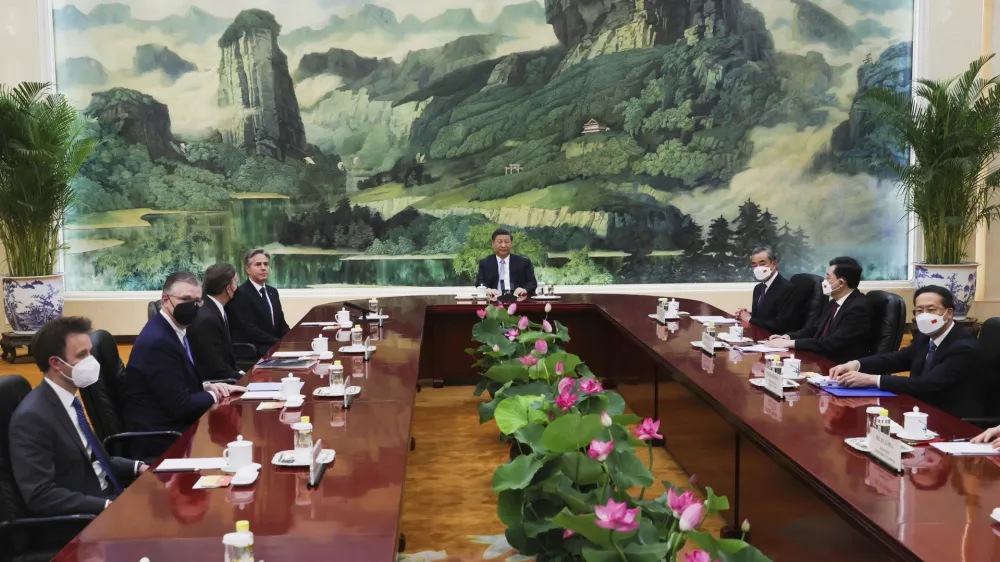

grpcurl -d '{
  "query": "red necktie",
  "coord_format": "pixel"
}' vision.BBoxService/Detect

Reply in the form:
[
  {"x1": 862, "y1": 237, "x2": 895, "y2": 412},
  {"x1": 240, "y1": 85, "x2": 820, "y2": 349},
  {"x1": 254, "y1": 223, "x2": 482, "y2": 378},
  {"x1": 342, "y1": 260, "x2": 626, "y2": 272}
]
[{"x1": 820, "y1": 302, "x2": 840, "y2": 336}]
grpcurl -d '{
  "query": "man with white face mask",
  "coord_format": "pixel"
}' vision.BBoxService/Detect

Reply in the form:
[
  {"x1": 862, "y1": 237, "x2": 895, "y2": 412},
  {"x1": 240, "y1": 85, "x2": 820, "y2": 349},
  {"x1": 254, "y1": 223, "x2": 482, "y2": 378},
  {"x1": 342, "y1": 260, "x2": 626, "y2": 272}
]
[
  {"x1": 9, "y1": 317, "x2": 145, "y2": 516},
  {"x1": 735, "y1": 245, "x2": 795, "y2": 333},
  {"x1": 831, "y1": 285, "x2": 982, "y2": 419}
]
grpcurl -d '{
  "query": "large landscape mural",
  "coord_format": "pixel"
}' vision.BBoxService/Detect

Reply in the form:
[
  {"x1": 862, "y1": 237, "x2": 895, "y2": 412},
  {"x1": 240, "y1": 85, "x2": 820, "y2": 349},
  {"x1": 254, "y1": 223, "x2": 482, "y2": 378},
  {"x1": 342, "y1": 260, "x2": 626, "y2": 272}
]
[{"x1": 53, "y1": 0, "x2": 913, "y2": 290}]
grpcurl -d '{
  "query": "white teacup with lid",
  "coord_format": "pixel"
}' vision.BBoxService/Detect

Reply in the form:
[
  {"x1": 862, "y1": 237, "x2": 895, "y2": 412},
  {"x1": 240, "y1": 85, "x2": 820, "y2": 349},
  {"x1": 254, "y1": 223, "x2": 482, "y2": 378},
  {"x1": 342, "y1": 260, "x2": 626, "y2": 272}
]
[
  {"x1": 223, "y1": 435, "x2": 253, "y2": 470},
  {"x1": 903, "y1": 406, "x2": 929, "y2": 434},
  {"x1": 336, "y1": 308, "x2": 351, "y2": 325},
  {"x1": 311, "y1": 334, "x2": 329, "y2": 353},
  {"x1": 281, "y1": 374, "x2": 301, "y2": 399}
]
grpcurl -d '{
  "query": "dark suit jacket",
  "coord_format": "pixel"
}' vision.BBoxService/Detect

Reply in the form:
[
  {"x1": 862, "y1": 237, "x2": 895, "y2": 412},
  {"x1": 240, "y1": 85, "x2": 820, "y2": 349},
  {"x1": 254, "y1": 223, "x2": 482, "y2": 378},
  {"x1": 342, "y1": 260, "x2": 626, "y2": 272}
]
[
  {"x1": 749, "y1": 273, "x2": 797, "y2": 334},
  {"x1": 123, "y1": 313, "x2": 214, "y2": 458},
  {"x1": 787, "y1": 290, "x2": 872, "y2": 364},
  {"x1": 859, "y1": 325, "x2": 983, "y2": 418},
  {"x1": 187, "y1": 299, "x2": 240, "y2": 383},
  {"x1": 474, "y1": 254, "x2": 537, "y2": 294},
  {"x1": 9, "y1": 381, "x2": 135, "y2": 516},
  {"x1": 228, "y1": 280, "x2": 289, "y2": 355}
]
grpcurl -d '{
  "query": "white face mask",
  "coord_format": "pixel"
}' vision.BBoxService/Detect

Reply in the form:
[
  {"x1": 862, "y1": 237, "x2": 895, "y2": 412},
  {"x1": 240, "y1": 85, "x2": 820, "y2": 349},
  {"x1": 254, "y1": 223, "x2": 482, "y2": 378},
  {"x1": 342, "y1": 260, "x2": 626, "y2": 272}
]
[
  {"x1": 753, "y1": 266, "x2": 772, "y2": 282},
  {"x1": 915, "y1": 312, "x2": 947, "y2": 335},
  {"x1": 58, "y1": 355, "x2": 101, "y2": 389},
  {"x1": 822, "y1": 279, "x2": 835, "y2": 296}
]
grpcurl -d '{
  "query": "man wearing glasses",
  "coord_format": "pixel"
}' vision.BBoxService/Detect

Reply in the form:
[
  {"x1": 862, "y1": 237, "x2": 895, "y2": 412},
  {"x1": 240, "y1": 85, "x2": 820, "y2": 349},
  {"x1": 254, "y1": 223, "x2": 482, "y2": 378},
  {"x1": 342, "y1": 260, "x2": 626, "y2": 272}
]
[{"x1": 123, "y1": 271, "x2": 245, "y2": 459}]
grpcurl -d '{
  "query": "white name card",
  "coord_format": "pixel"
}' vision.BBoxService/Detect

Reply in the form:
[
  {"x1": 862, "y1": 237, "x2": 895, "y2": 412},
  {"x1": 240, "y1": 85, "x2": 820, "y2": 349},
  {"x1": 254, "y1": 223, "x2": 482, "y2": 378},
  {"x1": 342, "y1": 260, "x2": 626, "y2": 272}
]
[
  {"x1": 701, "y1": 353, "x2": 714, "y2": 374},
  {"x1": 868, "y1": 429, "x2": 902, "y2": 472},
  {"x1": 763, "y1": 367, "x2": 784, "y2": 399},
  {"x1": 701, "y1": 332, "x2": 716, "y2": 355},
  {"x1": 763, "y1": 395, "x2": 783, "y2": 421},
  {"x1": 657, "y1": 306, "x2": 666, "y2": 323}
]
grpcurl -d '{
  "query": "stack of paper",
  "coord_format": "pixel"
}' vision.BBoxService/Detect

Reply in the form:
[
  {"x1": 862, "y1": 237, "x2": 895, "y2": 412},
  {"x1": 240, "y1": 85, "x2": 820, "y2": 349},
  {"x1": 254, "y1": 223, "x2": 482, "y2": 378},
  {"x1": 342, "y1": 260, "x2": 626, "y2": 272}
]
[
  {"x1": 271, "y1": 351, "x2": 319, "y2": 358},
  {"x1": 155, "y1": 457, "x2": 228, "y2": 471},
  {"x1": 737, "y1": 344, "x2": 787, "y2": 353},
  {"x1": 300, "y1": 321, "x2": 342, "y2": 327},
  {"x1": 930, "y1": 442, "x2": 1000, "y2": 456},
  {"x1": 690, "y1": 316, "x2": 738, "y2": 325}
]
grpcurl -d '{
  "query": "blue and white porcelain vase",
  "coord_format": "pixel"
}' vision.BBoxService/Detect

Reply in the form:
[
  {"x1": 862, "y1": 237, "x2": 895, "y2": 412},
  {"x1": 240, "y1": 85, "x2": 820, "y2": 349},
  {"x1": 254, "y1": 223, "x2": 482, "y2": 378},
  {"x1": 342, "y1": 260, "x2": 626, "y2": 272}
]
[
  {"x1": 912, "y1": 263, "x2": 978, "y2": 321},
  {"x1": 1, "y1": 274, "x2": 65, "y2": 332}
]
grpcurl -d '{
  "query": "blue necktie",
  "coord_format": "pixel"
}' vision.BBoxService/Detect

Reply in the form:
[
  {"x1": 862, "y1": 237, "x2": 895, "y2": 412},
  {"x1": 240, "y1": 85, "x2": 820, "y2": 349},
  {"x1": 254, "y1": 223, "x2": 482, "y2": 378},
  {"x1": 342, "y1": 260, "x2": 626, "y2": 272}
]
[
  {"x1": 72, "y1": 398, "x2": 123, "y2": 495},
  {"x1": 183, "y1": 335, "x2": 194, "y2": 365},
  {"x1": 925, "y1": 340, "x2": 936, "y2": 369}
]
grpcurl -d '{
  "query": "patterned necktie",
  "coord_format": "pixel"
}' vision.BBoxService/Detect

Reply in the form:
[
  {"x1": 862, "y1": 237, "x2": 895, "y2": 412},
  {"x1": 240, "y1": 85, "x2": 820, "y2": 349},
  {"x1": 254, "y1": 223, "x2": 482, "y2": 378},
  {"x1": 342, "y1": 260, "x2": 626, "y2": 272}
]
[
  {"x1": 259, "y1": 287, "x2": 267, "y2": 300},
  {"x1": 182, "y1": 334, "x2": 194, "y2": 364},
  {"x1": 757, "y1": 284, "x2": 766, "y2": 307},
  {"x1": 925, "y1": 340, "x2": 937, "y2": 369},
  {"x1": 820, "y1": 301, "x2": 840, "y2": 336},
  {"x1": 72, "y1": 398, "x2": 123, "y2": 495}
]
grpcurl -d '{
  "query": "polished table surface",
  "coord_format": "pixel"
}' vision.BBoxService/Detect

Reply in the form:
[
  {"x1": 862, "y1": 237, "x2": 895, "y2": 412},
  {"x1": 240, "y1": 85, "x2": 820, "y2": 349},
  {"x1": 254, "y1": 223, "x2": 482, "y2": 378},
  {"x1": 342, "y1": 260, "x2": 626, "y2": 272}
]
[{"x1": 52, "y1": 295, "x2": 1000, "y2": 562}]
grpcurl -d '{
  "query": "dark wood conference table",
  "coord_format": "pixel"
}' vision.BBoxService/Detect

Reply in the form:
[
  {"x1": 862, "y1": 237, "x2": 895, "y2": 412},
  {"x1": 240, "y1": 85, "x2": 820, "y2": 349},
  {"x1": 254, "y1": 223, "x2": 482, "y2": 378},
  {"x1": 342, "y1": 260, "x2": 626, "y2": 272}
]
[{"x1": 52, "y1": 295, "x2": 1000, "y2": 562}]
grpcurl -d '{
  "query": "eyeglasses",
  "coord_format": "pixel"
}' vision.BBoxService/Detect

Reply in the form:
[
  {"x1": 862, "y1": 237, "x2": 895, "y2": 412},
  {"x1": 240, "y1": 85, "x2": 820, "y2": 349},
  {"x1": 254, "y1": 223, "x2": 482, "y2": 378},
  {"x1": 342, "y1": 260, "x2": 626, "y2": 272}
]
[{"x1": 167, "y1": 295, "x2": 203, "y2": 305}]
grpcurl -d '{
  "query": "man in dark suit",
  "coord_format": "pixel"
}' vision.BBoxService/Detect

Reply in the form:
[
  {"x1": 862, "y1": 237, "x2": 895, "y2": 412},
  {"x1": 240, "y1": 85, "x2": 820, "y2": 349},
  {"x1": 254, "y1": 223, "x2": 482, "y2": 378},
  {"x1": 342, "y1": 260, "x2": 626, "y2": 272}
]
[
  {"x1": 735, "y1": 245, "x2": 797, "y2": 333},
  {"x1": 188, "y1": 263, "x2": 242, "y2": 383},
  {"x1": 831, "y1": 285, "x2": 983, "y2": 419},
  {"x1": 769, "y1": 256, "x2": 872, "y2": 363},
  {"x1": 229, "y1": 249, "x2": 290, "y2": 356},
  {"x1": 474, "y1": 228, "x2": 537, "y2": 299},
  {"x1": 123, "y1": 271, "x2": 244, "y2": 459},
  {"x1": 9, "y1": 317, "x2": 146, "y2": 516}
]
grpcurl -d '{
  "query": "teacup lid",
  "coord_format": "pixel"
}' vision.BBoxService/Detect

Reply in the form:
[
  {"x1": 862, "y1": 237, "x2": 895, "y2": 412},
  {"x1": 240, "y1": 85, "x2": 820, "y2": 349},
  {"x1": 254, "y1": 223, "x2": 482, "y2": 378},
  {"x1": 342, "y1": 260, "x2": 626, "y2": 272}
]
[
  {"x1": 284, "y1": 373, "x2": 298, "y2": 379},
  {"x1": 229, "y1": 434, "x2": 251, "y2": 447}
]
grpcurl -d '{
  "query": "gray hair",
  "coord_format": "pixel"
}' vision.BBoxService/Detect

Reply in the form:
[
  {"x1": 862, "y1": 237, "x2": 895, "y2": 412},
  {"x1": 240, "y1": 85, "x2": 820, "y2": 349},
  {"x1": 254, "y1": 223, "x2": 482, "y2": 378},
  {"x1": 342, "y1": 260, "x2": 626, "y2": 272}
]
[
  {"x1": 244, "y1": 248, "x2": 271, "y2": 268},
  {"x1": 163, "y1": 270, "x2": 199, "y2": 293},
  {"x1": 750, "y1": 245, "x2": 775, "y2": 262}
]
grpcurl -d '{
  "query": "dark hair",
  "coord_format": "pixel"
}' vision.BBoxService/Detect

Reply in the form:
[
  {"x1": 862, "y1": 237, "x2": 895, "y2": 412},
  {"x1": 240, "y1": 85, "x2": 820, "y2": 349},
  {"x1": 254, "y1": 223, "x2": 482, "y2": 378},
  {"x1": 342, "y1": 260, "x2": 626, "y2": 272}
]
[
  {"x1": 829, "y1": 256, "x2": 862, "y2": 289},
  {"x1": 491, "y1": 228, "x2": 513, "y2": 241},
  {"x1": 244, "y1": 248, "x2": 270, "y2": 268},
  {"x1": 914, "y1": 285, "x2": 955, "y2": 310},
  {"x1": 750, "y1": 245, "x2": 775, "y2": 262},
  {"x1": 203, "y1": 263, "x2": 237, "y2": 296},
  {"x1": 32, "y1": 316, "x2": 92, "y2": 372},
  {"x1": 163, "y1": 271, "x2": 200, "y2": 294}
]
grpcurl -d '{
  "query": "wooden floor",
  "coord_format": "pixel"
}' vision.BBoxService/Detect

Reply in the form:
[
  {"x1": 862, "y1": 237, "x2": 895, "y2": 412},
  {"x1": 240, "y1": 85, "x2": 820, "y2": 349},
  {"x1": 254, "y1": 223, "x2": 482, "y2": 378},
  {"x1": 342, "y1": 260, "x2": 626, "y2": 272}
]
[{"x1": 1, "y1": 348, "x2": 724, "y2": 560}]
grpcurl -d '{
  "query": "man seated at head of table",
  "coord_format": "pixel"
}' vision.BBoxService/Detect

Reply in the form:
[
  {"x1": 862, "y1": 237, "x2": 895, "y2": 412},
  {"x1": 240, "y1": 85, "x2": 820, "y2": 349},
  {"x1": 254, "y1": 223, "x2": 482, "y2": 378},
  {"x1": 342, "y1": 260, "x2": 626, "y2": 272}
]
[
  {"x1": 228, "y1": 248, "x2": 290, "y2": 357},
  {"x1": 123, "y1": 271, "x2": 245, "y2": 460},
  {"x1": 829, "y1": 285, "x2": 983, "y2": 419},
  {"x1": 475, "y1": 227, "x2": 538, "y2": 300},
  {"x1": 9, "y1": 317, "x2": 147, "y2": 516},
  {"x1": 734, "y1": 245, "x2": 797, "y2": 333},
  {"x1": 766, "y1": 256, "x2": 872, "y2": 363}
]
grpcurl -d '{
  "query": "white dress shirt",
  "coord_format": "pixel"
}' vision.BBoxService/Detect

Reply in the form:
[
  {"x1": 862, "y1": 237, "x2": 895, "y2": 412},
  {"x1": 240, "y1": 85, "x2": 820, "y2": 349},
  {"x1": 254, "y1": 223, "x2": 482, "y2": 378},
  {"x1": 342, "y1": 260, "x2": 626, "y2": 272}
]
[
  {"x1": 44, "y1": 378, "x2": 109, "y2": 492},
  {"x1": 208, "y1": 295, "x2": 227, "y2": 324},
  {"x1": 249, "y1": 279, "x2": 274, "y2": 325},
  {"x1": 496, "y1": 255, "x2": 512, "y2": 293},
  {"x1": 831, "y1": 289, "x2": 854, "y2": 318},
  {"x1": 160, "y1": 309, "x2": 216, "y2": 403}
]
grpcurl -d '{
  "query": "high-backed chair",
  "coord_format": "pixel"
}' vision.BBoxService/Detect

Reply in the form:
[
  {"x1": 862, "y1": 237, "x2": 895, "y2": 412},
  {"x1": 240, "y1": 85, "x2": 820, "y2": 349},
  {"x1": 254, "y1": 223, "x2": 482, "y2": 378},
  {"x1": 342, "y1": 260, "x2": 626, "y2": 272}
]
[
  {"x1": 865, "y1": 290, "x2": 907, "y2": 355},
  {"x1": 962, "y1": 318, "x2": 1000, "y2": 429},
  {"x1": 147, "y1": 300, "x2": 161, "y2": 321},
  {"x1": 81, "y1": 330, "x2": 181, "y2": 461},
  {"x1": 0, "y1": 375, "x2": 94, "y2": 562},
  {"x1": 788, "y1": 273, "x2": 824, "y2": 332}
]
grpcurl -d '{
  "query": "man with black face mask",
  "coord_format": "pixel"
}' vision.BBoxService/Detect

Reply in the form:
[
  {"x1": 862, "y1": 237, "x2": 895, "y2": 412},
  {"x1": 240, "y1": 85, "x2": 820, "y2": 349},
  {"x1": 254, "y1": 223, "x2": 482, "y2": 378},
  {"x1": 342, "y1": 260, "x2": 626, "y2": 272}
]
[
  {"x1": 10, "y1": 317, "x2": 145, "y2": 516},
  {"x1": 124, "y1": 271, "x2": 245, "y2": 460}
]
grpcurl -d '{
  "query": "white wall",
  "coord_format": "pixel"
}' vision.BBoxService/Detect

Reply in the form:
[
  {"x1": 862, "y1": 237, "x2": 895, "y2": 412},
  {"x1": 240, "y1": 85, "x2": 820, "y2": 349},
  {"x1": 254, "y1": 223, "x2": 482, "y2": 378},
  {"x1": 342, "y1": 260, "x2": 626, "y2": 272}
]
[{"x1": 0, "y1": 0, "x2": 990, "y2": 334}]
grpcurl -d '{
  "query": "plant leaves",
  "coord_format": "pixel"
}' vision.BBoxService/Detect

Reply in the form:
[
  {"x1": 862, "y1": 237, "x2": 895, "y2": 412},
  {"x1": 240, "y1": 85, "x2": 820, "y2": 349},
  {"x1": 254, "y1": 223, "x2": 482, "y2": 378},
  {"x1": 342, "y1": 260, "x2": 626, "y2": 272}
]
[
  {"x1": 611, "y1": 413, "x2": 641, "y2": 425},
  {"x1": 523, "y1": 518, "x2": 559, "y2": 538},
  {"x1": 576, "y1": 393, "x2": 610, "y2": 415},
  {"x1": 503, "y1": 380, "x2": 554, "y2": 399},
  {"x1": 551, "y1": 509, "x2": 614, "y2": 549},
  {"x1": 623, "y1": 542, "x2": 671, "y2": 561},
  {"x1": 544, "y1": 351, "x2": 583, "y2": 376},
  {"x1": 635, "y1": 518, "x2": 660, "y2": 544},
  {"x1": 496, "y1": 489, "x2": 524, "y2": 527},
  {"x1": 473, "y1": 376, "x2": 490, "y2": 397},
  {"x1": 493, "y1": 455, "x2": 544, "y2": 493},
  {"x1": 494, "y1": 395, "x2": 546, "y2": 435},
  {"x1": 513, "y1": 423, "x2": 548, "y2": 454},
  {"x1": 604, "y1": 391, "x2": 627, "y2": 416},
  {"x1": 581, "y1": 548, "x2": 619, "y2": 562},
  {"x1": 478, "y1": 393, "x2": 503, "y2": 424},
  {"x1": 607, "y1": 449, "x2": 654, "y2": 490},
  {"x1": 717, "y1": 545, "x2": 774, "y2": 562},
  {"x1": 687, "y1": 531, "x2": 753, "y2": 555},
  {"x1": 472, "y1": 318, "x2": 504, "y2": 345},
  {"x1": 504, "y1": 525, "x2": 538, "y2": 556},
  {"x1": 484, "y1": 362, "x2": 530, "y2": 384},
  {"x1": 705, "y1": 486, "x2": 730, "y2": 513},
  {"x1": 557, "y1": 451, "x2": 607, "y2": 486},
  {"x1": 541, "y1": 412, "x2": 605, "y2": 453},
  {"x1": 540, "y1": 472, "x2": 593, "y2": 514}
]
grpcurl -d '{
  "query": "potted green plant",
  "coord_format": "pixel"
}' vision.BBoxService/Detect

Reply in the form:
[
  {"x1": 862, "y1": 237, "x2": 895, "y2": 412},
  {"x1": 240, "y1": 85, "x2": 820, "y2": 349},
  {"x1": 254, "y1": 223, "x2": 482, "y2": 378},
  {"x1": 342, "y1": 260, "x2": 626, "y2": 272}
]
[
  {"x1": 860, "y1": 55, "x2": 1000, "y2": 319},
  {"x1": 0, "y1": 82, "x2": 97, "y2": 331}
]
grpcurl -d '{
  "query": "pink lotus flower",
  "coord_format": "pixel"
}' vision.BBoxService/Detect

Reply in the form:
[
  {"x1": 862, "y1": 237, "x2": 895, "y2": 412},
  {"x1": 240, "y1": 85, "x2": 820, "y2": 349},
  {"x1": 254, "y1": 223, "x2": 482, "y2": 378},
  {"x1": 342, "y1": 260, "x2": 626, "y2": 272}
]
[
  {"x1": 555, "y1": 391, "x2": 578, "y2": 412},
  {"x1": 578, "y1": 377, "x2": 603, "y2": 395},
  {"x1": 492, "y1": 344, "x2": 500, "y2": 352},
  {"x1": 545, "y1": 303, "x2": 552, "y2": 313},
  {"x1": 587, "y1": 439, "x2": 614, "y2": 462},
  {"x1": 689, "y1": 473, "x2": 698, "y2": 487},
  {"x1": 555, "y1": 361, "x2": 564, "y2": 376},
  {"x1": 678, "y1": 501, "x2": 703, "y2": 532},
  {"x1": 684, "y1": 550, "x2": 716, "y2": 562},
  {"x1": 633, "y1": 418, "x2": 662, "y2": 441},
  {"x1": 476, "y1": 308, "x2": 487, "y2": 319},
  {"x1": 557, "y1": 377, "x2": 574, "y2": 395},
  {"x1": 542, "y1": 319, "x2": 553, "y2": 333},
  {"x1": 594, "y1": 498, "x2": 640, "y2": 533},
  {"x1": 667, "y1": 488, "x2": 699, "y2": 518},
  {"x1": 519, "y1": 354, "x2": 538, "y2": 367},
  {"x1": 507, "y1": 303, "x2": 517, "y2": 315},
  {"x1": 506, "y1": 328, "x2": 519, "y2": 341},
  {"x1": 535, "y1": 339, "x2": 548, "y2": 354},
  {"x1": 518, "y1": 316, "x2": 529, "y2": 330},
  {"x1": 562, "y1": 529, "x2": 574, "y2": 539},
  {"x1": 601, "y1": 411, "x2": 613, "y2": 427}
]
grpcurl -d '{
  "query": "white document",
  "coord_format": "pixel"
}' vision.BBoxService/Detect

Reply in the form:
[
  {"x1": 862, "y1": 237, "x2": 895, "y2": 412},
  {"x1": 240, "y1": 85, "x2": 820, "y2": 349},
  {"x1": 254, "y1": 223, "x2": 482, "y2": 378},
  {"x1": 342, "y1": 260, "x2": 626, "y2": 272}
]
[
  {"x1": 931, "y1": 442, "x2": 1000, "y2": 456},
  {"x1": 271, "y1": 351, "x2": 318, "y2": 358},
  {"x1": 690, "y1": 316, "x2": 738, "y2": 325},
  {"x1": 738, "y1": 344, "x2": 787, "y2": 353},
  {"x1": 156, "y1": 457, "x2": 228, "y2": 471},
  {"x1": 246, "y1": 382, "x2": 283, "y2": 392},
  {"x1": 241, "y1": 391, "x2": 283, "y2": 400},
  {"x1": 300, "y1": 321, "x2": 342, "y2": 326}
]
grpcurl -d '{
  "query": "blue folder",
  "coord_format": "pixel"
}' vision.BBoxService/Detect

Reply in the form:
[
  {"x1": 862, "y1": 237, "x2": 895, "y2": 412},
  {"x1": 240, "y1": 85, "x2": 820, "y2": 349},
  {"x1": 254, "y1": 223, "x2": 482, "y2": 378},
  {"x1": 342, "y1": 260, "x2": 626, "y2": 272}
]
[{"x1": 823, "y1": 387, "x2": 897, "y2": 398}]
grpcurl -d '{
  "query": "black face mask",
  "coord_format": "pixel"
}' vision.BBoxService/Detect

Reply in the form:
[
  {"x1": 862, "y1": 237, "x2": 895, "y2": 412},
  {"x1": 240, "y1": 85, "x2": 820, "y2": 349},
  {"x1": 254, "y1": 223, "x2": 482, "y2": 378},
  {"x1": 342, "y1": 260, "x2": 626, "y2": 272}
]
[{"x1": 170, "y1": 298, "x2": 201, "y2": 326}]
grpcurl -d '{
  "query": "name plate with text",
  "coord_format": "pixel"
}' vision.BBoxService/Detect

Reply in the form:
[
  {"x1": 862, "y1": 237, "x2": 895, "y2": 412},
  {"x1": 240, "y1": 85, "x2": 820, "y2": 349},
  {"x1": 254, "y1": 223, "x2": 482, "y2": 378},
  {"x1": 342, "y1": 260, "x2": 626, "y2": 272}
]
[
  {"x1": 868, "y1": 429, "x2": 902, "y2": 472},
  {"x1": 763, "y1": 367, "x2": 784, "y2": 399},
  {"x1": 763, "y1": 395, "x2": 783, "y2": 421},
  {"x1": 701, "y1": 332, "x2": 716, "y2": 356}
]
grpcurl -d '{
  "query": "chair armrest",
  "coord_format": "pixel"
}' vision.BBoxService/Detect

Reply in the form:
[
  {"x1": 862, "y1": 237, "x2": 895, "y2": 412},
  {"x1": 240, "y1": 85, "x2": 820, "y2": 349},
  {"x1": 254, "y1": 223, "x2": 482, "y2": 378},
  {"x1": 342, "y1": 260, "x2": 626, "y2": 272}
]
[{"x1": 0, "y1": 513, "x2": 96, "y2": 552}]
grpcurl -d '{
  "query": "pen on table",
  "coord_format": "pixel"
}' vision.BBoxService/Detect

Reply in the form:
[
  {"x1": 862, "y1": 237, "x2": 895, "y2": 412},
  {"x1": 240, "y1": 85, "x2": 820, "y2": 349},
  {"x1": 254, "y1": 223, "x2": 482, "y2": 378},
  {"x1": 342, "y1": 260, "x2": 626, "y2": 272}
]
[{"x1": 949, "y1": 437, "x2": 972, "y2": 442}]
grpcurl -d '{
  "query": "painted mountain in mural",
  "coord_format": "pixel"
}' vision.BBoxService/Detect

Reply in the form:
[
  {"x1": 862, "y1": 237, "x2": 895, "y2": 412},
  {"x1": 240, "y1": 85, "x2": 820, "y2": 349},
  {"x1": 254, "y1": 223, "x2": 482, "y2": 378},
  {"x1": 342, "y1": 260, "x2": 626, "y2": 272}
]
[{"x1": 55, "y1": 0, "x2": 913, "y2": 291}]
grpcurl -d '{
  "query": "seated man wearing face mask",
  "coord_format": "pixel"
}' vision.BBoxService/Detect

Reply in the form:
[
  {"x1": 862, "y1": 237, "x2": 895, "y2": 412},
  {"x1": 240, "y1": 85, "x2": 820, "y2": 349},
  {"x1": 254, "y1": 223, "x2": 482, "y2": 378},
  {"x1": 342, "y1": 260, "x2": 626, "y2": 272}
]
[
  {"x1": 829, "y1": 285, "x2": 983, "y2": 419},
  {"x1": 123, "y1": 271, "x2": 245, "y2": 460},
  {"x1": 9, "y1": 317, "x2": 146, "y2": 516},
  {"x1": 768, "y1": 256, "x2": 873, "y2": 363},
  {"x1": 735, "y1": 245, "x2": 796, "y2": 333}
]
